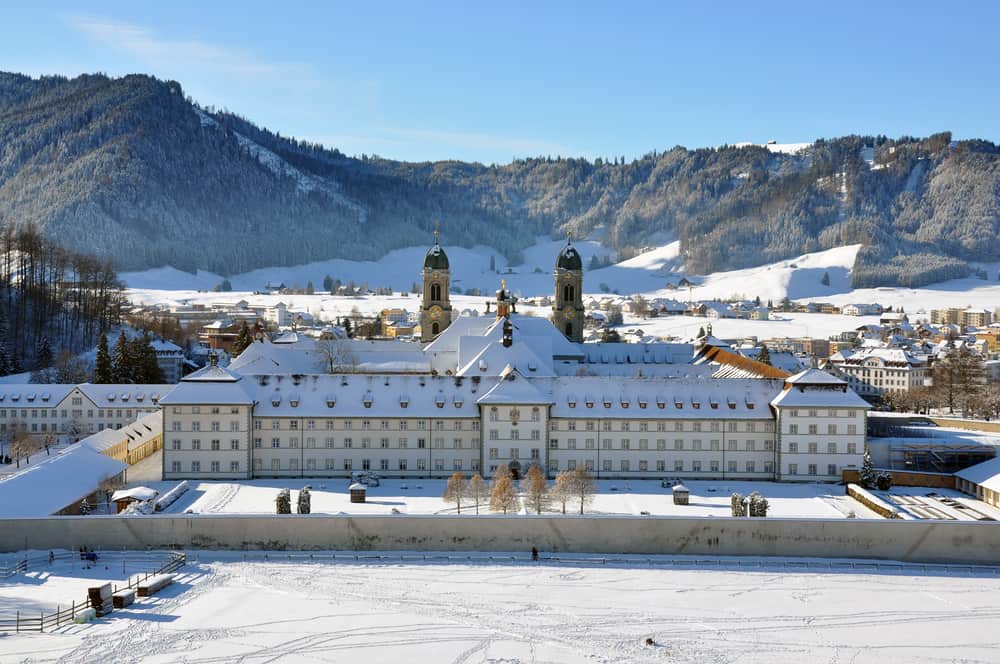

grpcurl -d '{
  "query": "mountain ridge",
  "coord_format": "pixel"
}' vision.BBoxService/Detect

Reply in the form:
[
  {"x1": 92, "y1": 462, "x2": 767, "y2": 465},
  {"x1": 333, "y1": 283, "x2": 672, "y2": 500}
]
[{"x1": 1, "y1": 71, "x2": 998, "y2": 287}]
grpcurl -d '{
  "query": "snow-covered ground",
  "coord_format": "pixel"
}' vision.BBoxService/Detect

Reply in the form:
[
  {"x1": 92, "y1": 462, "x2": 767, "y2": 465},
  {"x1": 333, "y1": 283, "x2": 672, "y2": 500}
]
[
  {"x1": 122, "y1": 235, "x2": 1000, "y2": 343},
  {"x1": 4, "y1": 552, "x2": 1000, "y2": 663},
  {"x1": 142, "y1": 478, "x2": 877, "y2": 519}
]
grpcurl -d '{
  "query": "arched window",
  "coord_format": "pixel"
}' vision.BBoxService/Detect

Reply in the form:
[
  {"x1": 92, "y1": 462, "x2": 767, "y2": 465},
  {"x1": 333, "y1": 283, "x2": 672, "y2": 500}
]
[
  {"x1": 430, "y1": 283, "x2": 441, "y2": 301},
  {"x1": 563, "y1": 284, "x2": 574, "y2": 302},
  {"x1": 565, "y1": 322, "x2": 573, "y2": 337},
  {"x1": 432, "y1": 322, "x2": 440, "y2": 335}
]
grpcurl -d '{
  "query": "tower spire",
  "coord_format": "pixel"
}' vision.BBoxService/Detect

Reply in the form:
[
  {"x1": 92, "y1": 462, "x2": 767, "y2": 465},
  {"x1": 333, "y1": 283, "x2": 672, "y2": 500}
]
[{"x1": 433, "y1": 221, "x2": 440, "y2": 245}]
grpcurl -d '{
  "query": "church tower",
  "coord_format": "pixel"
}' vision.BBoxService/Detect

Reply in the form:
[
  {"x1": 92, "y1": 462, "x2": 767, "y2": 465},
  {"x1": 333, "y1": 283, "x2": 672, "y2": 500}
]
[
  {"x1": 553, "y1": 233, "x2": 584, "y2": 342},
  {"x1": 420, "y1": 228, "x2": 453, "y2": 342}
]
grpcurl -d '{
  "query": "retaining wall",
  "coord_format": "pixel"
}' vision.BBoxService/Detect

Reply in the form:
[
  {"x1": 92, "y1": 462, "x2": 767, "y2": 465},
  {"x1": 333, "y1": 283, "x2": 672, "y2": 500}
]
[{"x1": 1, "y1": 515, "x2": 999, "y2": 565}]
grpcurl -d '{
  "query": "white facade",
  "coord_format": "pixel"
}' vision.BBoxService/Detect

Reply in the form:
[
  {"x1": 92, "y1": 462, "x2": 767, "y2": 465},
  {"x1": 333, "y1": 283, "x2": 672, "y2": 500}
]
[
  {"x1": 826, "y1": 348, "x2": 928, "y2": 397},
  {"x1": 0, "y1": 383, "x2": 172, "y2": 445},
  {"x1": 158, "y1": 362, "x2": 869, "y2": 483}
]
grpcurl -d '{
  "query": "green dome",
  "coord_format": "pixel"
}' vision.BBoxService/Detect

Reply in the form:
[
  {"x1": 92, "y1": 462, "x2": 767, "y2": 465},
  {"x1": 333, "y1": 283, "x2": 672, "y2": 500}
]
[
  {"x1": 556, "y1": 243, "x2": 582, "y2": 271},
  {"x1": 424, "y1": 243, "x2": 450, "y2": 270}
]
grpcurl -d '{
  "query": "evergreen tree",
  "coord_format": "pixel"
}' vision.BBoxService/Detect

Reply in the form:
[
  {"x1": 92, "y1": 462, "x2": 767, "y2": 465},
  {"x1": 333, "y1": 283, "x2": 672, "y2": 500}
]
[
  {"x1": 490, "y1": 255, "x2": 496, "y2": 272},
  {"x1": 94, "y1": 333, "x2": 113, "y2": 383},
  {"x1": 35, "y1": 337, "x2": 53, "y2": 369},
  {"x1": 0, "y1": 345, "x2": 9, "y2": 376},
  {"x1": 232, "y1": 321, "x2": 253, "y2": 357},
  {"x1": 697, "y1": 326, "x2": 706, "y2": 338},
  {"x1": 860, "y1": 447, "x2": 877, "y2": 488},
  {"x1": 136, "y1": 334, "x2": 165, "y2": 383},
  {"x1": 820, "y1": 271, "x2": 830, "y2": 286},
  {"x1": 306, "y1": 280, "x2": 314, "y2": 295},
  {"x1": 112, "y1": 330, "x2": 132, "y2": 383},
  {"x1": 323, "y1": 274, "x2": 334, "y2": 292},
  {"x1": 757, "y1": 344, "x2": 772, "y2": 366}
]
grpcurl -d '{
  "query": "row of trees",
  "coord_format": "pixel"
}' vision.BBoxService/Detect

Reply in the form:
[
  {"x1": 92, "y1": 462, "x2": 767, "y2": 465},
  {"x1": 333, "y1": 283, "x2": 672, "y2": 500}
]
[
  {"x1": 881, "y1": 346, "x2": 986, "y2": 417},
  {"x1": 443, "y1": 466, "x2": 597, "y2": 515},
  {"x1": 0, "y1": 223, "x2": 124, "y2": 374},
  {"x1": 92, "y1": 331, "x2": 165, "y2": 384}
]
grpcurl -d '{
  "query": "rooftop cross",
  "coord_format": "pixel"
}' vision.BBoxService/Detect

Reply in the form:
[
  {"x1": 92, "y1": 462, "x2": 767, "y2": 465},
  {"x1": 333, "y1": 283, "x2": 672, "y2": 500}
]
[{"x1": 433, "y1": 221, "x2": 440, "y2": 244}]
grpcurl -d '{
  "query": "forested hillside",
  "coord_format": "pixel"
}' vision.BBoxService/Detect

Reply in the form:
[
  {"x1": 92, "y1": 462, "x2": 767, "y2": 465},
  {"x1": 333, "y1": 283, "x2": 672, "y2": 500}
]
[{"x1": 1, "y1": 71, "x2": 998, "y2": 287}]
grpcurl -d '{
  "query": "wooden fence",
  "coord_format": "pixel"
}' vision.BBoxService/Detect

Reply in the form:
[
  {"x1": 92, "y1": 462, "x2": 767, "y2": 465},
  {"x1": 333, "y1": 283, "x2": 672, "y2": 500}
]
[{"x1": 0, "y1": 551, "x2": 185, "y2": 633}]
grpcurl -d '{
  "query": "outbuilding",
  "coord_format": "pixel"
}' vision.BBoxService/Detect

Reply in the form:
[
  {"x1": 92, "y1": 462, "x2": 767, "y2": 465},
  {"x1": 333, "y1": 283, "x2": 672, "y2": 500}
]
[
  {"x1": 671, "y1": 483, "x2": 690, "y2": 506},
  {"x1": 349, "y1": 483, "x2": 367, "y2": 503}
]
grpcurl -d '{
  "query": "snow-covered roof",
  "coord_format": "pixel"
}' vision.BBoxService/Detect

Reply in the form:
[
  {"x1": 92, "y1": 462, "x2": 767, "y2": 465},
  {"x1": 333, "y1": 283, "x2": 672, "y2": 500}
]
[
  {"x1": 160, "y1": 374, "x2": 253, "y2": 405},
  {"x1": 955, "y1": 456, "x2": 1000, "y2": 493},
  {"x1": 81, "y1": 412, "x2": 162, "y2": 453},
  {"x1": 248, "y1": 374, "x2": 481, "y2": 418},
  {"x1": 579, "y1": 343, "x2": 693, "y2": 366},
  {"x1": 457, "y1": 340, "x2": 555, "y2": 378},
  {"x1": 0, "y1": 444, "x2": 126, "y2": 517},
  {"x1": 77, "y1": 383, "x2": 175, "y2": 406},
  {"x1": 785, "y1": 369, "x2": 845, "y2": 386},
  {"x1": 0, "y1": 384, "x2": 74, "y2": 406},
  {"x1": 231, "y1": 338, "x2": 429, "y2": 375},
  {"x1": 477, "y1": 367, "x2": 553, "y2": 405},
  {"x1": 549, "y1": 377, "x2": 780, "y2": 420}
]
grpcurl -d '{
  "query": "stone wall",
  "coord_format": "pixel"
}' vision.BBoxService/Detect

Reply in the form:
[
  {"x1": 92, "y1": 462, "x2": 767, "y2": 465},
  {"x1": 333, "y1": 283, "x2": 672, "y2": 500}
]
[{"x1": 1, "y1": 515, "x2": 998, "y2": 565}]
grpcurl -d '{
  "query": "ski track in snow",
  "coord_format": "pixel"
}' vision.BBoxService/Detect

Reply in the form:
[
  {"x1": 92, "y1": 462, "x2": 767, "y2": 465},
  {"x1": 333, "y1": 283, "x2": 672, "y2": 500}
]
[{"x1": 9, "y1": 558, "x2": 1000, "y2": 663}]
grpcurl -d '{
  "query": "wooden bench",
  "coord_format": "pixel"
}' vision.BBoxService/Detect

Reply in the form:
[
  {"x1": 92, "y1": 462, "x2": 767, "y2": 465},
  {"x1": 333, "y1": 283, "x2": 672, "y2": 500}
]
[
  {"x1": 136, "y1": 574, "x2": 175, "y2": 597},
  {"x1": 112, "y1": 589, "x2": 135, "y2": 608}
]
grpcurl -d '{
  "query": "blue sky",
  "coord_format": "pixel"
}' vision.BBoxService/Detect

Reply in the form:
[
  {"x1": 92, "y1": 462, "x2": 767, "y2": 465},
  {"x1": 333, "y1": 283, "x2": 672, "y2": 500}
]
[{"x1": 2, "y1": 1, "x2": 997, "y2": 164}]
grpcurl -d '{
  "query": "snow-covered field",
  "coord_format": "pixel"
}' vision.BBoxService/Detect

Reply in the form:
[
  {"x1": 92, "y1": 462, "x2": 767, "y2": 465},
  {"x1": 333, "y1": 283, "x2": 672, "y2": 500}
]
[
  {"x1": 146, "y1": 478, "x2": 877, "y2": 519},
  {"x1": 4, "y1": 552, "x2": 1000, "y2": 663}
]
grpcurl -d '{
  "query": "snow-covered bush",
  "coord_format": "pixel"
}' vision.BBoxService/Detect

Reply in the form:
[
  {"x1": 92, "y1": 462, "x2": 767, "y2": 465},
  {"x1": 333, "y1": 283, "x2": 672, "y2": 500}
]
[
  {"x1": 297, "y1": 486, "x2": 311, "y2": 514},
  {"x1": 730, "y1": 493, "x2": 744, "y2": 517},
  {"x1": 275, "y1": 489, "x2": 291, "y2": 514}
]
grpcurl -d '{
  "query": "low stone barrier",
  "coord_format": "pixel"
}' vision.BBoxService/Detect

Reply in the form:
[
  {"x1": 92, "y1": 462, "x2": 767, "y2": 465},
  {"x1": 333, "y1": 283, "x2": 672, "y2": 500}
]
[{"x1": 0, "y1": 515, "x2": 998, "y2": 565}]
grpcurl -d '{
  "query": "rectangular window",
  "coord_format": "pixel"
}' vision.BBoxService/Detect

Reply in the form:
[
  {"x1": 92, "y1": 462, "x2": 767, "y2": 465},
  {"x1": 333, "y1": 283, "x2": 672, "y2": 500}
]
[
  {"x1": 764, "y1": 461, "x2": 773, "y2": 474},
  {"x1": 381, "y1": 459, "x2": 390, "y2": 471},
  {"x1": 789, "y1": 424, "x2": 798, "y2": 435},
  {"x1": 362, "y1": 459, "x2": 371, "y2": 471},
  {"x1": 746, "y1": 461, "x2": 755, "y2": 473},
  {"x1": 789, "y1": 463, "x2": 798, "y2": 475},
  {"x1": 808, "y1": 424, "x2": 818, "y2": 435},
  {"x1": 602, "y1": 459, "x2": 612, "y2": 471},
  {"x1": 728, "y1": 460, "x2": 737, "y2": 473},
  {"x1": 620, "y1": 460, "x2": 630, "y2": 472},
  {"x1": 788, "y1": 442, "x2": 798, "y2": 453},
  {"x1": 848, "y1": 424, "x2": 857, "y2": 435},
  {"x1": 808, "y1": 442, "x2": 818, "y2": 454},
  {"x1": 710, "y1": 460, "x2": 719, "y2": 472},
  {"x1": 271, "y1": 437, "x2": 280, "y2": 448},
  {"x1": 727, "y1": 440, "x2": 737, "y2": 451},
  {"x1": 692, "y1": 460, "x2": 701, "y2": 472},
  {"x1": 827, "y1": 463, "x2": 838, "y2": 476},
  {"x1": 847, "y1": 442, "x2": 857, "y2": 454},
  {"x1": 808, "y1": 464, "x2": 817, "y2": 476},
  {"x1": 171, "y1": 461, "x2": 181, "y2": 473},
  {"x1": 657, "y1": 460, "x2": 666, "y2": 472},
  {"x1": 230, "y1": 460, "x2": 240, "y2": 472},
  {"x1": 399, "y1": 459, "x2": 408, "y2": 470},
  {"x1": 827, "y1": 442, "x2": 837, "y2": 454},
  {"x1": 674, "y1": 460, "x2": 683, "y2": 472},
  {"x1": 192, "y1": 439, "x2": 201, "y2": 451},
  {"x1": 191, "y1": 460, "x2": 201, "y2": 472},
  {"x1": 344, "y1": 459, "x2": 353, "y2": 471},
  {"x1": 210, "y1": 461, "x2": 220, "y2": 473},
  {"x1": 172, "y1": 439, "x2": 181, "y2": 450}
]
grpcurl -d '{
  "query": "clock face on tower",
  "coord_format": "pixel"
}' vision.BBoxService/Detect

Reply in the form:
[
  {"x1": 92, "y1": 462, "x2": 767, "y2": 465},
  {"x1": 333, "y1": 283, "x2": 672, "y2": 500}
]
[
  {"x1": 429, "y1": 305, "x2": 443, "y2": 320},
  {"x1": 562, "y1": 305, "x2": 575, "y2": 319}
]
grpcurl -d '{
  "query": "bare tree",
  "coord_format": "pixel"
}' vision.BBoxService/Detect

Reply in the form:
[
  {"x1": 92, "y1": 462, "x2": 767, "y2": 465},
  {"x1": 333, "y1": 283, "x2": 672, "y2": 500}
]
[
  {"x1": 11, "y1": 430, "x2": 39, "y2": 469},
  {"x1": 552, "y1": 470, "x2": 573, "y2": 514},
  {"x1": 443, "y1": 471, "x2": 468, "y2": 514},
  {"x1": 315, "y1": 338, "x2": 359, "y2": 373},
  {"x1": 489, "y1": 464, "x2": 519, "y2": 514},
  {"x1": 568, "y1": 467, "x2": 596, "y2": 514},
  {"x1": 467, "y1": 474, "x2": 486, "y2": 515},
  {"x1": 521, "y1": 465, "x2": 550, "y2": 514}
]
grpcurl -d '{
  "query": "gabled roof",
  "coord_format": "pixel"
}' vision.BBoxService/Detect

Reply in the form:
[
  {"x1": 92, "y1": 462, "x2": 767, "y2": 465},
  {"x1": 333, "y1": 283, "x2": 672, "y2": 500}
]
[
  {"x1": 785, "y1": 369, "x2": 845, "y2": 386},
  {"x1": 955, "y1": 456, "x2": 1000, "y2": 493},
  {"x1": 477, "y1": 367, "x2": 553, "y2": 405},
  {"x1": 457, "y1": 340, "x2": 555, "y2": 377}
]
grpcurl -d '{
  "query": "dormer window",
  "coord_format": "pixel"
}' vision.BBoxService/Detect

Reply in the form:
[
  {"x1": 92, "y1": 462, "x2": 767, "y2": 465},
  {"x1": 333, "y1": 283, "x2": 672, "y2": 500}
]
[
  {"x1": 435, "y1": 392, "x2": 446, "y2": 408},
  {"x1": 363, "y1": 390, "x2": 374, "y2": 408},
  {"x1": 674, "y1": 398, "x2": 683, "y2": 409},
  {"x1": 271, "y1": 398, "x2": 281, "y2": 407},
  {"x1": 151, "y1": 395, "x2": 159, "y2": 404},
  {"x1": 326, "y1": 396, "x2": 336, "y2": 408},
  {"x1": 121, "y1": 393, "x2": 130, "y2": 402},
  {"x1": 290, "y1": 396, "x2": 299, "y2": 408},
  {"x1": 399, "y1": 396, "x2": 409, "y2": 408},
  {"x1": 41, "y1": 393, "x2": 50, "y2": 402},
  {"x1": 26, "y1": 394, "x2": 35, "y2": 402},
  {"x1": 620, "y1": 398, "x2": 630, "y2": 409},
  {"x1": 453, "y1": 396, "x2": 464, "y2": 408}
]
